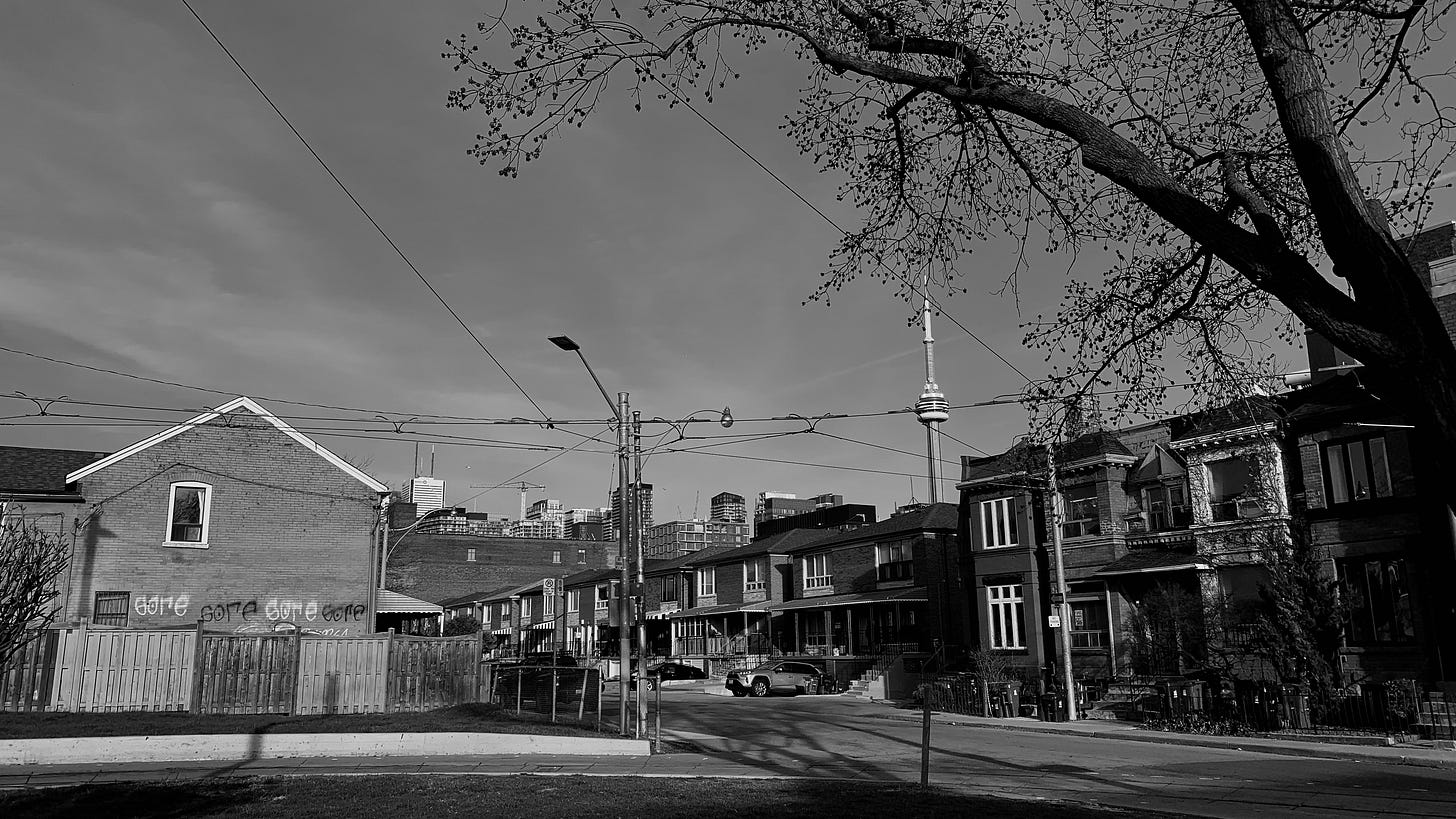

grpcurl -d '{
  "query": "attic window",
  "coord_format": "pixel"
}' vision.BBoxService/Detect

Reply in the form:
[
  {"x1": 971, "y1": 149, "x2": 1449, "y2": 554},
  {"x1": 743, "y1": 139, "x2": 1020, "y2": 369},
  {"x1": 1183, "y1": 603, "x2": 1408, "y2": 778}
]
[{"x1": 165, "y1": 482, "x2": 212, "y2": 546}]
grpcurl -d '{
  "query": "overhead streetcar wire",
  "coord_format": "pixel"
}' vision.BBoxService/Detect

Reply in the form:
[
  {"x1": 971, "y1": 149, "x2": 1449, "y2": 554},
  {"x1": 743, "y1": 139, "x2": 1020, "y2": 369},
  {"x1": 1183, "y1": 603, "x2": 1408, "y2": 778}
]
[{"x1": 178, "y1": 0, "x2": 550, "y2": 421}]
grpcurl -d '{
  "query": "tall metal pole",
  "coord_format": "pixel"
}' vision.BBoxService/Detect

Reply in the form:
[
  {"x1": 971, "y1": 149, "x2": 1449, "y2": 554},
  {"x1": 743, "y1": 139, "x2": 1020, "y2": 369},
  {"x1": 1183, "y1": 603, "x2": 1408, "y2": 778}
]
[
  {"x1": 616, "y1": 391, "x2": 632, "y2": 736},
  {"x1": 1046, "y1": 443, "x2": 1078, "y2": 721},
  {"x1": 633, "y1": 410, "x2": 649, "y2": 739}
]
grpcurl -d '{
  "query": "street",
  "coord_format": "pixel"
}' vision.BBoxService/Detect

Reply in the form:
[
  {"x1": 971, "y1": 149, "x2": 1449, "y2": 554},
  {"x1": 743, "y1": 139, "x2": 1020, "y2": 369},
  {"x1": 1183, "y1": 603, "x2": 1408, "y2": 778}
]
[{"x1": 650, "y1": 689, "x2": 1456, "y2": 818}]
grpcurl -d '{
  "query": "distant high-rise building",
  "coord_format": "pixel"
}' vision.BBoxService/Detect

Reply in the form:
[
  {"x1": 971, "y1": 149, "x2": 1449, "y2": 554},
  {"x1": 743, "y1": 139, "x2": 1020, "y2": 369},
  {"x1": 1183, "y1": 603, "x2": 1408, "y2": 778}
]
[
  {"x1": 755, "y1": 491, "x2": 815, "y2": 524},
  {"x1": 710, "y1": 492, "x2": 746, "y2": 524},
  {"x1": 512, "y1": 518, "x2": 564, "y2": 539},
  {"x1": 564, "y1": 507, "x2": 607, "y2": 540},
  {"x1": 753, "y1": 503, "x2": 877, "y2": 541},
  {"x1": 405, "y1": 477, "x2": 446, "y2": 518},
  {"x1": 609, "y1": 483, "x2": 653, "y2": 541},
  {"x1": 644, "y1": 519, "x2": 751, "y2": 558}
]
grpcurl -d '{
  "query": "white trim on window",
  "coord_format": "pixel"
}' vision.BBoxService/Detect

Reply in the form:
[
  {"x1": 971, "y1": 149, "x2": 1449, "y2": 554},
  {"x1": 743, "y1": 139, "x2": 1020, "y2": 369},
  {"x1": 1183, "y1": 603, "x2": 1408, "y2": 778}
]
[
  {"x1": 803, "y1": 553, "x2": 833, "y2": 589},
  {"x1": 743, "y1": 557, "x2": 767, "y2": 592},
  {"x1": 696, "y1": 567, "x2": 716, "y2": 597},
  {"x1": 567, "y1": 588, "x2": 581, "y2": 613},
  {"x1": 987, "y1": 584, "x2": 1026, "y2": 649},
  {"x1": 979, "y1": 497, "x2": 1018, "y2": 549},
  {"x1": 164, "y1": 482, "x2": 212, "y2": 547}
]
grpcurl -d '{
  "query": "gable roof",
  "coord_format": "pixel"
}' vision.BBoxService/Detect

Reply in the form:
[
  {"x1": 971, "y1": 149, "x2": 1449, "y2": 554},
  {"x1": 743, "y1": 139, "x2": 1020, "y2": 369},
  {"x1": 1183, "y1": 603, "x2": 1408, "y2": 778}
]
[
  {"x1": 0, "y1": 445, "x2": 112, "y2": 495},
  {"x1": 64, "y1": 396, "x2": 388, "y2": 493},
  {"x1": 782, "y1": 502, "x2": 959, "y2": 554}
]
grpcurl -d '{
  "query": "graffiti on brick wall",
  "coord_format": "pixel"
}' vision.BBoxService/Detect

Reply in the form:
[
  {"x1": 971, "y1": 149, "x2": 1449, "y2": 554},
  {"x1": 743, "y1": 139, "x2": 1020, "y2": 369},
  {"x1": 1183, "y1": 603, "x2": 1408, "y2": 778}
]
[{"x1": 133, "y1": 596, "x2": 371, "y2": 629}]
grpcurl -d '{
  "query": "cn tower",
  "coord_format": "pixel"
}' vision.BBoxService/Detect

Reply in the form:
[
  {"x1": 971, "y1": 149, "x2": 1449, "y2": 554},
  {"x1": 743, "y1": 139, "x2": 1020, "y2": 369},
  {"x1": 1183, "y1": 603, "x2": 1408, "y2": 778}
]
[{"x1": 914, "y1": 273, "x2": 950, "y2": 502}]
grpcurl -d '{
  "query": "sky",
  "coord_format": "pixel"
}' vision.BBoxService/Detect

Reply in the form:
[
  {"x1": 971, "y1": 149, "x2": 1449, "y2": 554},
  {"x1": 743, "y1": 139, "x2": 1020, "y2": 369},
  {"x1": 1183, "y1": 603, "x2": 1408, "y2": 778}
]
[{"x1": 0, "y1": 2, "x2": 1448, "y2": 525}]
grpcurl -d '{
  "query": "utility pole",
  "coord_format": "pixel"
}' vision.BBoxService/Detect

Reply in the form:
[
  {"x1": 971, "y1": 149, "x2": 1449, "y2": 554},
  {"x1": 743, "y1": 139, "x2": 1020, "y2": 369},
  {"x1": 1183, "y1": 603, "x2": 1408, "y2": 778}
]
[
  {"x1": 633, "y1": 410, "x2": 648, "y2": 739},
  {"x1": 616, "y1": 391, "x2": 632, "y2": 737},
  {"x1": 1046, "y1": 443, "x2": 1078, "y2": 721}
]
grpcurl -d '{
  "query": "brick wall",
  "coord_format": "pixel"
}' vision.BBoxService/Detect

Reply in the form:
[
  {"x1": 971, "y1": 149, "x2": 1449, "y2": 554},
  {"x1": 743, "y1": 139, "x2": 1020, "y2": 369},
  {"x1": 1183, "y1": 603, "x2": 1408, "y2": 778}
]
[
  {"x1": 386, "y1": 533, "x2": 613, "y2": 604},
  {"x1": 69, "y1": 410, "x2": 382, "y2": 636}
]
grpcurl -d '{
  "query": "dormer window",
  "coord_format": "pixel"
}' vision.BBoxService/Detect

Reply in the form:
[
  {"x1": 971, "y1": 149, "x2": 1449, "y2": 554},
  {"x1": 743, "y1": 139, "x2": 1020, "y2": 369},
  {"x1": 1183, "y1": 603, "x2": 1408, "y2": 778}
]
[{"x1": 165, "y1": 482, "x2": 212, "y2": 546}]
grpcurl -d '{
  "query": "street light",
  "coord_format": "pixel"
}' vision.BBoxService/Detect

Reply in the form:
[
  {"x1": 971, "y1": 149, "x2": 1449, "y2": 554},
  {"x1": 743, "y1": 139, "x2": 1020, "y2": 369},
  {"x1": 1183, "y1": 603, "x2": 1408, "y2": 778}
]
[{"x1": 550, "y1": 335, "x2": 633, "y2": 737}]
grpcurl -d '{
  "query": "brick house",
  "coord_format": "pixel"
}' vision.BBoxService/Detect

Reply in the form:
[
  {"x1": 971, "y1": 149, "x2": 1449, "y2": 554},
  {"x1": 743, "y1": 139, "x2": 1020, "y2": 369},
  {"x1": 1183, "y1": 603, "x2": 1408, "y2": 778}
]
[
  {"x1": 957, "y1": 404, "x2": 1289, "y2": 689},
  {"x1": 24, "y1": 397, "x2": 391, "y2": 636}
]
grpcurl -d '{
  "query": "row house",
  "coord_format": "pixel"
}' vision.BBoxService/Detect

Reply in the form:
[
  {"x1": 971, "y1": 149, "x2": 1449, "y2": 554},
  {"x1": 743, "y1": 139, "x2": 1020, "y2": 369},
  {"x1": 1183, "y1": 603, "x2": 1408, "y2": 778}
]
[
  {"x1": 958, "y1": 401, "x2": 1289, "y2": 689},
  {"x1": 643, "y1": 504, "x2": 965, "y2": 691}
]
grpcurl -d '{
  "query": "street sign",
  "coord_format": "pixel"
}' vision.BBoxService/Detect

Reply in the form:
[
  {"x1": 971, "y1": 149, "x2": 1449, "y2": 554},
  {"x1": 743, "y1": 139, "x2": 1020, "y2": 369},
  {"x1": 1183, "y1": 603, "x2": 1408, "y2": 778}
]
[
  {"x1": 543, "y1": 577, "x2": 557, "y2": 596},
  {"x1": 1049, "y1": 592, "x2": 1065, "y2": 606},
  {"x1": 1047, "y1": 614, "x2": 1062, "y2": 629}
]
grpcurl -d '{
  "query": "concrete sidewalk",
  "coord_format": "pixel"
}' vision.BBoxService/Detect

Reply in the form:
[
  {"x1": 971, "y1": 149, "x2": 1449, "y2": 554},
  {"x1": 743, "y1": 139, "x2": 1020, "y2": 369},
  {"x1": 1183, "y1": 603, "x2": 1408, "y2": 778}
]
[{"x1": 873, "y1": 703, "x2": 1456, "y2": 769}]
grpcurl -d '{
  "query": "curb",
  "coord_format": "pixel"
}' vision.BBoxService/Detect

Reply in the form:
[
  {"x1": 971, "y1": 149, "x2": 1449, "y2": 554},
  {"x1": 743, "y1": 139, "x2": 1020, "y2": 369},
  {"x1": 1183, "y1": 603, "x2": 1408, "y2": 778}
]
[
  {"x1": 0, "y1": 732, "x2": 650, "y2": 766},
  {"x1": 874, "y1": 711, "x2": 1456, "y2": 769}
]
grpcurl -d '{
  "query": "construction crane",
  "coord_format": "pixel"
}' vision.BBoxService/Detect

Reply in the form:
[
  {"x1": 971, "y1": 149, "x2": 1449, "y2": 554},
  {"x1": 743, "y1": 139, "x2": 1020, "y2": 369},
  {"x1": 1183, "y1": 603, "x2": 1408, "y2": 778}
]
[{"x1": 470, "y1": 481, "x2": 546, "y2": 521}]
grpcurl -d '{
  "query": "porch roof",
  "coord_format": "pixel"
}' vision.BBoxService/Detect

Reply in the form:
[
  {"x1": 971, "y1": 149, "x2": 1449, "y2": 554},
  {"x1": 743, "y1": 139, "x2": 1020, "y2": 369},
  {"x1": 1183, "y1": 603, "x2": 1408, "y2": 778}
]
[
  {"x1": 665, "y1": 602, "x2": 765, "y2": 619},
  {"x1": 1094, "y1": 550, "x2": 1211, "y2": 577},
  {"x1": 763, "y1": 587, "x2": 928, "y2": 612},
  {"x1": 376, "y1": 589, "x2": 443, "y2": 614}
]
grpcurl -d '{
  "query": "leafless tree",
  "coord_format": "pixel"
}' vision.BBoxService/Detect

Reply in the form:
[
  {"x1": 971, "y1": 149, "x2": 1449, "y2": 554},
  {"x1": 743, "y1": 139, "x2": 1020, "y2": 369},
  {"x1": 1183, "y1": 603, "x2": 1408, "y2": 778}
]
[
  {"x1": 0, "y1": 515, "x2": 70, "y2": 670},
  {"x1": 443, "y1": 0, "x2": 1455, "y2": 433}
]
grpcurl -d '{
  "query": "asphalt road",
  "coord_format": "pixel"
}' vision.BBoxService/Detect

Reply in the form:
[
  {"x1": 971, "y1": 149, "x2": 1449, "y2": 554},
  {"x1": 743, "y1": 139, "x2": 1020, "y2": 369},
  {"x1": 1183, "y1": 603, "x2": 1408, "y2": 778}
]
[{"x1": 650, "y1": 689, "x2": 1456, "y2": 818}]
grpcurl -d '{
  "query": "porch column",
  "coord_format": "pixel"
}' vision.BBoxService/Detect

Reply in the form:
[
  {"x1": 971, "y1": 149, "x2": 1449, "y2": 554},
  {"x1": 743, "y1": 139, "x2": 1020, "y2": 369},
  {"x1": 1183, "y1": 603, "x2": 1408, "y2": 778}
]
[
  {"x1": 823, "y1": 610, "x2": 832, "y2": 654},
  {"x1": 847, "y1": 608, "x2": 855, "y2": 656},
  {"x1": 794, "y1": 611, "x2": 801, "y2": 654}
]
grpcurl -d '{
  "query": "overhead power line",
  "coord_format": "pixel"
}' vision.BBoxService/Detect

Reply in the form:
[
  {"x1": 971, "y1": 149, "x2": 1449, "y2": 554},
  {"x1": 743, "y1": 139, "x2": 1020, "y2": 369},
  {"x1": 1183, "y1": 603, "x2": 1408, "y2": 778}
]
[{"x1": 178, "y1": 0, "x2": 549, "y2": 421}]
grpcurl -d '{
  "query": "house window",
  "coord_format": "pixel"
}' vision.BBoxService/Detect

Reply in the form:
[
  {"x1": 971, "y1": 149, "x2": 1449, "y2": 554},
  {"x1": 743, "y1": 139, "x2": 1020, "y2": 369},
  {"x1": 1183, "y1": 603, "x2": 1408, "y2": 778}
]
[
  {"x1": 1340, "y1": 556, "x2": 1415, "y2": 645},
  {"x1": 93, "y1": 591, "x2": 129, "y2": 627},
  {"x1": 744, "y1": 557, "x2": 767, "y2": 591},
  {"x1": 466, "y1": 548, "x2": 477, "y2": 562},
  {"x1": 662, "y1": 576, "x2": 679, "y2": 602},
  {"x1": 498, "y1": 603, "x2": 510, "y2": 622},
  {"x1": 1143, "y1": 483, "x2": 1190, "y2": 531},
  {"x1": 520, "y1": 597, "x2": 534, "y2": 620},
  {"x1": 552, "y1": 550, "x2": 562, "y2": 564},
  {"x1": 1069, "y1": 600, "x2": 1109, "y2": 648},
  {"x1": 980, "y1": 497, "x2": 1017, "y2": 548},
  {"x1": 803, "y1": 553, "x2": 833, "y2": 589},
  {"x1": 544, "y1": 593, "x2": 556, "y2": 616},
  {"x1": 567, "y1": 589, "x2": 580, "y2": 613},
  {"x1": 595, "y1": 584, "x2": 610, "y2": 610},
  {"x1": 165, "y1": 482, "x2": 211, "y2": 545},
  {"x1": 1207, "y1": 458, "x2": 1252, "y2": 522},
  {"x1": 578, "y1": 549, "x2": 587, "y2": 564},
  {"x1": 1323, "y1": 436, "x2": 1392, "y2": 505},
  {"x1": 696, "y1": 567, "x2": 716, "y2": 597},
  {"x1": 987, "y1": 585, "x2": 1025, "y2": 649},
  {"x1": 876, "y1": 540, "x2": 914, "y2": 582},
  {"x1": 1061, "y1": 486, "x2": 1100, "y2": 538}
]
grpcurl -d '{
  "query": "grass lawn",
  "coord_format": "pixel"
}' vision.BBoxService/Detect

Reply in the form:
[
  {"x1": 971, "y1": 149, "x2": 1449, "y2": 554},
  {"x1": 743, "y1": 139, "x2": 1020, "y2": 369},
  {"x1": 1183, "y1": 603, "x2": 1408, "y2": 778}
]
[
  {"x1": 0, "y1": 703, "x2": 611, "y2": 740},
  {"x1": 0, "y1": 775, "x2": 1178, "y2": 818}
]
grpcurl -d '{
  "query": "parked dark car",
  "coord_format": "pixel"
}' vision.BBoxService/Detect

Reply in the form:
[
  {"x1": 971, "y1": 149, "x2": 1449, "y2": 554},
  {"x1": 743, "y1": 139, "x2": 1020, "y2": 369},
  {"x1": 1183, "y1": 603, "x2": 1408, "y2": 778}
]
[
  {"x1": 725, "y1": 661, "x2": 825, "y2": 697},
  {"x1": 630, "y1": 661, "x2": 709, "y2": 690}
]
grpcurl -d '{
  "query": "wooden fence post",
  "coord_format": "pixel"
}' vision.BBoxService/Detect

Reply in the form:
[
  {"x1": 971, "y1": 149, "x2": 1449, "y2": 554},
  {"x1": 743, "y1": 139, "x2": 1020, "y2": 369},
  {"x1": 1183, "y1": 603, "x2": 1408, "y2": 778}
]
[
  {"x1": 472, "y1": 631, "x2": 485, "y2": 703},
  {"x1": 188, "y1": 620, "x2": 205, "y2": 714},
  {"x1": 67, "y1": 619, "x2": 89, "y2": 713},
  {"x1": 289, "y1": 630, "x2": 303, "y2": 715},
  {"x1": 383, "y1": 628, "x2": 394, "y2": 714}
]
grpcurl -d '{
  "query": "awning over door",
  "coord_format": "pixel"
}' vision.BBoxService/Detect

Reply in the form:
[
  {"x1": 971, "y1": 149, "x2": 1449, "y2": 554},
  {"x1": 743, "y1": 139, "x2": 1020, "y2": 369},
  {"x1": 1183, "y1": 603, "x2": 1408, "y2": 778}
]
[
  {"x1": 375, "y1": 589, "x2": 444, "y2": 614},
  {"x1": 1094, "y1": 551, "x2": 1211, "y2": 577},
  {"x1": 763, "y1": 587, "x2": 928, "y2": 612}
]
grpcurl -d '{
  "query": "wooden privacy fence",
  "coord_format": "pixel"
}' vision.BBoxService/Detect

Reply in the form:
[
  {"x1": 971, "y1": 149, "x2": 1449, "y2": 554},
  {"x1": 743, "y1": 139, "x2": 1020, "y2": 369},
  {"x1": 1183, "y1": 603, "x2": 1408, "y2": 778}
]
[{"x1": 1, "y1": 625, "x2": 484, "y2": 715}]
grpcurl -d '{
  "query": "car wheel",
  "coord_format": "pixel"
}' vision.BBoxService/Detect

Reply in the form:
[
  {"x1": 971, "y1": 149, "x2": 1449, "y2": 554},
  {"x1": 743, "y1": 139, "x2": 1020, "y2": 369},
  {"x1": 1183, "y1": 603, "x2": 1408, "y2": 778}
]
[
  {"x1": 647, "y1": 679, "x2": 658, "y2": 692},
  {"x1": 732, "y1": 689, "x2": 749, "y2": 698},
  {"x1": 751, "y1": 679, "x2": 770, "y2": 698}
]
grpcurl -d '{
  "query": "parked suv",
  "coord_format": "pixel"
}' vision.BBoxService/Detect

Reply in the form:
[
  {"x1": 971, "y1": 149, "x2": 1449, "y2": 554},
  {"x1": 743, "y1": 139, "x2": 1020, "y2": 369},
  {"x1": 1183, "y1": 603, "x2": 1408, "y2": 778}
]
[{"x1": 725, "y1": 661, "x2": 825, "y2": 697}]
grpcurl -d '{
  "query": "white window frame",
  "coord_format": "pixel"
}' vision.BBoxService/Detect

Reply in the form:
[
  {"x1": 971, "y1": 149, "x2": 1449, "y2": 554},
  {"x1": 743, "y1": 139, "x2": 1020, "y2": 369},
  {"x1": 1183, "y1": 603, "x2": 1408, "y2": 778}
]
[
  {"x1": 498, "y1": 603, "x2": 510, "y2": 622},
  {"x1": 696, "y1": 567, "x2": 716, "y2": 597},
  {"x1": 980, "y1": 497, "x2": 1017, "y2": 549},
  {"x1": 552, "y1": 550, "x2": 562, "y2": 564},
  {"x1": 876, "y1": 540, "x2": 914, "y2": 582},
  {"x1": 521, "y1": 597, "x2": 534, "y2": 620},
  {"x1": 164, "y1": 482, "x2": 213, "y2": 547},
  {"x1": 803, "y1": 553, "x2": 833, "y2": 589},
  {"x1": 544, "y1": 592, "x2": 556, "y2": 616},
  {"x1": 743, "y1": 557, "x2": 767, "y2": 592},
  {"x1": 567, "y1": 588, "x2": 580, "y2": 613},
  {"x1": 987, "y1": 584, "x2": 1026, "y2": 649},
  {"x1": 466, "y1": 548, "x2": 477, "y2": 562},
  {"x1": 595, "y1": 584, "x2": 610, "y2": 611}
]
